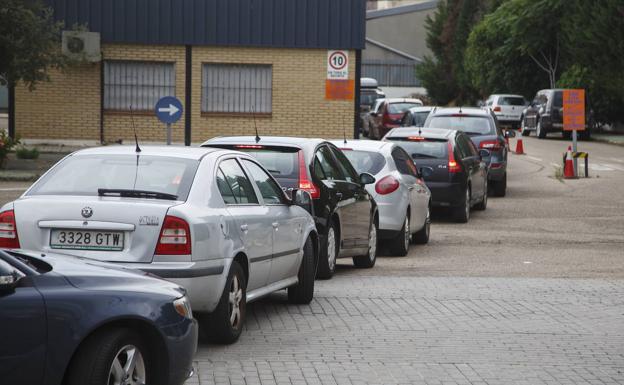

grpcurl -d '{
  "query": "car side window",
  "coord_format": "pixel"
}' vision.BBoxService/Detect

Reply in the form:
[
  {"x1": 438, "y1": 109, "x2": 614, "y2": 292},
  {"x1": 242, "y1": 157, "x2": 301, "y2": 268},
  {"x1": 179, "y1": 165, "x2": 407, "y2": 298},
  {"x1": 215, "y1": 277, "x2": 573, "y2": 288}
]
[
  {"x1": 330, "y1": 146, "x2": 360, "y2": 183},
  {"x1": 241, "y1": 160, "x2": 285, "y2": 205},
  {"x1": 465, "y1": 137, "x2": 479, "y2": 157},
  {"x1": 401, "y1": 113, "x2": 410, "y2": 127},
  {"x1": 315, "y1": 146, "x2": 343, "y2": 181},
  {"x1": 392, "y1": 147, "x2": 419, "y2": 177},
  {"x1": 217, "y1": 159, "x2": 259, "y2": 205},
  {"x1": 456, "y1": 135, "x2": 471, "y2": 159}
]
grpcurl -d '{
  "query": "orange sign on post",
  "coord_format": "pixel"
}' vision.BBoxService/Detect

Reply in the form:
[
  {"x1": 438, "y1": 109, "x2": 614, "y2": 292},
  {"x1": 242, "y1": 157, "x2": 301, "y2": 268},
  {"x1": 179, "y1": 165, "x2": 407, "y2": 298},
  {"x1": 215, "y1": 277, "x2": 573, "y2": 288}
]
[
  {"x1": 325, "y1": 79, "x2": 355, "y2": 100},
  {"x1": 563, "y1": 89, "x2": 585, "y2": 132}
]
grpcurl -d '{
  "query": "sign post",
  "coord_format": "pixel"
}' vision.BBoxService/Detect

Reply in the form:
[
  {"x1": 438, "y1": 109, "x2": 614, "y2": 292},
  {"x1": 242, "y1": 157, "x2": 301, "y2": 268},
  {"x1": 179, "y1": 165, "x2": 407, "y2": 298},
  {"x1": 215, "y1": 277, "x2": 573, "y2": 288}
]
[
  {"x1": 155, "y1": 96, "x2": 183, "y2": 145},
  {"x1": 563, "y1": 89, "x2": 585, "y2": 176}
]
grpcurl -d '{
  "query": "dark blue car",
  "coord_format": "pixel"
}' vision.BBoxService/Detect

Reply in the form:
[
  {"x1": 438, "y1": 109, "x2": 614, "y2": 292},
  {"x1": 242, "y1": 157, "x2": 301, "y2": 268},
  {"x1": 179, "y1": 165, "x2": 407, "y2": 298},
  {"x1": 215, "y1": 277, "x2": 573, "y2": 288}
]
[{"x1": 0, "y1": 249, "x2": 197, "y2": 385}]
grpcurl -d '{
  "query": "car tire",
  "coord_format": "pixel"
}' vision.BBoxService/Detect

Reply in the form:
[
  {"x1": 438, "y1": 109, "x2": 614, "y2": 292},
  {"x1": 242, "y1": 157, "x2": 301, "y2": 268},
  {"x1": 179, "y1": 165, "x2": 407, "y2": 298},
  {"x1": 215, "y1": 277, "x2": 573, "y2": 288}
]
[
  {"x1": 520, "y1": 118, "x2": 530, "y2": 136},
  {"x1": 474, "y1": 180, "x2": 488, "y2": 210},
  {"x1": 288, "y1": 237, "x2": 315, "y2": 304},
  {"x1": 353, "y1": 219, "x2": 377, "y2": 268},
  {"x1": 537, "y1": 119, "x2": 547, "y2": 139},
  {"x1": 491, "y1": 173, "x2": 507, "y2": 197},
  {"x1": 412, "y1": 205, "x2": 430, "y2": 245},
  {"x1": 317, "y1": 221, "x2": 338, "y2": 279},
  {"x1": 67, "y1": 328, "x2": 158, "y2": 385},
  {"x1": 453, "y1": 187, "x2": 470, "y2": 223},
  {"x1": 201, "y1": 261, "x2": 246, "y2": 344},
  {"x1": 389, "y1": 214, "x2": 410, "y2": 256}
]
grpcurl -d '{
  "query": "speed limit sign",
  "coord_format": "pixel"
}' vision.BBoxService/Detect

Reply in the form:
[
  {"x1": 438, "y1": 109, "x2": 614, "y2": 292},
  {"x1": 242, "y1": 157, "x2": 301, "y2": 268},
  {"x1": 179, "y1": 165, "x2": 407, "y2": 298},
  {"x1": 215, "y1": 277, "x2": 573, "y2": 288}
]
[{"x1": 327, "y1": 50, "x2": 349, "y2": 80}]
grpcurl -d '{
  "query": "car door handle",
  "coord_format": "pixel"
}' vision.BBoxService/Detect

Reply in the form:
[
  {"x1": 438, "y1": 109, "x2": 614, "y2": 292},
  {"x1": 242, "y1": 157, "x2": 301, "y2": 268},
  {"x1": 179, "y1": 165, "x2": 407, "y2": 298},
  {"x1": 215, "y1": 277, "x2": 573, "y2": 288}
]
[
  {"x1": 272, "y1": 222, "x2": 279, "y2": 229},
  {"x1": 240, "y1": 224, "x2": 248, "y2": 232}
]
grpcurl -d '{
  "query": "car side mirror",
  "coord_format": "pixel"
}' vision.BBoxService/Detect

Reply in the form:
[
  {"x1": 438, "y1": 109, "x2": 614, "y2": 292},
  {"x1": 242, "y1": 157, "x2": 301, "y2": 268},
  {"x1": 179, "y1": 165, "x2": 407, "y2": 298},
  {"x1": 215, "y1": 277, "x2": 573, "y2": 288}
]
[
  {"x1": 290, "y1": 189, "x2": 313, "y2": 214},
  {"x1": 370, "y1": 112, "x2": 378, "y2": 117},
  {"x1": 419, "y1": 166, "x2": 434, "y2": 178},
  {"x1": 359, "y1": 173, "x2": 376, "y2": 185},
  {"x1": 479, "y1": 149, "x2": 491, "y2": 158},
  {"x1": 0, "y1": 272, "x2": 19, "y2": 294},
  {"x1": 505, "y1": 130, "x2": 516, "y2": 138}
]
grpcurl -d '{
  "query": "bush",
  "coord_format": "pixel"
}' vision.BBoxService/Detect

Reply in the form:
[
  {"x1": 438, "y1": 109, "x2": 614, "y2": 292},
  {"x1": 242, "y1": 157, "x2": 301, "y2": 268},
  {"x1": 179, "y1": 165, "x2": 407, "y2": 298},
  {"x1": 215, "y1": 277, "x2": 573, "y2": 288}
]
[
  {"x1": 16, "y1": 146, "x2": 40, "y2": 160},
  {"x1": 0, "y1": 132, "x2": 20, "y2": 167}
]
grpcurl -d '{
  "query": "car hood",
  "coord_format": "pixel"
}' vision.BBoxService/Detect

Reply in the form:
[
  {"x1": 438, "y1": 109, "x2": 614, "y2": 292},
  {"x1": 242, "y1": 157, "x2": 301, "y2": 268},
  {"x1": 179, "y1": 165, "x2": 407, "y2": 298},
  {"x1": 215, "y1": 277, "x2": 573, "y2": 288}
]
[{"x1": 16, "y1": 249, "x2": 186, "y2": 298}]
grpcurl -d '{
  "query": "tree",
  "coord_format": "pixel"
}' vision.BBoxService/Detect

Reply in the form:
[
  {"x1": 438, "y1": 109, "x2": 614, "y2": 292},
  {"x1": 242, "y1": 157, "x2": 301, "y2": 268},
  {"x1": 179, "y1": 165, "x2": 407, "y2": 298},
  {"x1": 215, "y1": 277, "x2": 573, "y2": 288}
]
[{"x1": 0, "y1": 0, "x2": 65, "y2": 90}]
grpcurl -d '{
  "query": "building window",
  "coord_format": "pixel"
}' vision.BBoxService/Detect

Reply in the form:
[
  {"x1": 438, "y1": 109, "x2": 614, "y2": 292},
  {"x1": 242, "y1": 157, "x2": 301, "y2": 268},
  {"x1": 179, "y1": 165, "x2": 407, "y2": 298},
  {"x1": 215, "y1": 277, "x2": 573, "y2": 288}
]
[
  {"x1": 104, "y1": 61, "x2": 175, "y2": 111},
  {"x1": 202, "y1": 64, "x2": 272, "y2": 114}
]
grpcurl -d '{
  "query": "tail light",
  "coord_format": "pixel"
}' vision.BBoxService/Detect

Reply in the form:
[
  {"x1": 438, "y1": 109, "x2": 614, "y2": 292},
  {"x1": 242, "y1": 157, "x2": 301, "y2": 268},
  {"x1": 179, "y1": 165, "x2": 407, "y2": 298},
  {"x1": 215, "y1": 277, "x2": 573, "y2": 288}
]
[
  {"x1": 375, "y1": 175, "x2": 400, "y2": 195},
  {"x1": 447, "y1": 142, "x2": 462, "y2": 173},
  {"x1": 382, "y1": 111, "x2": 392, "y2": 126},
  {"x1": 407, "y1": 136, "x2": 425, "y2": 141},
  {"x1": 493, "y1": 106, "x2": 501, "y2": 112},
  {"x1": 298, "y1": 151, "x2": 320, "y2": 199},
  {"x1": 155, "y1": 216, "x2": 191, "y2": 255},
  {"x1": 0, "y1": 210, "x2": 20, "y2": 248},
  {"x1": 479, "y1": 140, "x2": 502, "y2": 151}
]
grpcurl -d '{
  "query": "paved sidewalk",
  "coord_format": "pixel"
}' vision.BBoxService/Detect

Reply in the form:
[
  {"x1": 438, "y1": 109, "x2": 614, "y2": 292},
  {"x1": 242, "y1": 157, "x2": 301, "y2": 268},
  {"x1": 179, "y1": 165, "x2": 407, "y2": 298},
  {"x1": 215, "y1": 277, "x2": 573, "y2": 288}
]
[{"x1": 191, "y1": 276, "x2": 624, "y2": 385}]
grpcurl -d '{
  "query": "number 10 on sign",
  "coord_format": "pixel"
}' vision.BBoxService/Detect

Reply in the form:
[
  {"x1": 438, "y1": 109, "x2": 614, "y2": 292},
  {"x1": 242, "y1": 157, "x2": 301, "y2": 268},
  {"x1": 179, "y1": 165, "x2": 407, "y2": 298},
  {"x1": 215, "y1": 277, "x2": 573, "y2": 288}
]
[{"x1": 327, "y1": 50, "x2": 349, "y2": 80}]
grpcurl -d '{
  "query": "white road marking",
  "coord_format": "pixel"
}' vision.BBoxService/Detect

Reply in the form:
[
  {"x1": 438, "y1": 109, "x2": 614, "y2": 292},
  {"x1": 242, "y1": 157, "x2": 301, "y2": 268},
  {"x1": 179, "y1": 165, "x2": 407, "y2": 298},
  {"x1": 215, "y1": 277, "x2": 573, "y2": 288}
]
[
  {"x1": 610, "y1": 157, "x2": 624, "y2": 163},
  {"x1": 523, "y1": 261, "x2": 533, "y2": 264},
  {"x1": 603, "y1": 163, "x2": 624, "y2": 171},
  {"x1": 526, "y1": 155, "x2": 543, "y2": 162},
  {"x1": 0, "y1": 188, "x2": 28, "y2": 191},
  {"x1": 551, "y1": 162, "x2": 561, "y2": 168},
  {"x1": 590, "y1": 164, "x2": 615, "y2": 171}
]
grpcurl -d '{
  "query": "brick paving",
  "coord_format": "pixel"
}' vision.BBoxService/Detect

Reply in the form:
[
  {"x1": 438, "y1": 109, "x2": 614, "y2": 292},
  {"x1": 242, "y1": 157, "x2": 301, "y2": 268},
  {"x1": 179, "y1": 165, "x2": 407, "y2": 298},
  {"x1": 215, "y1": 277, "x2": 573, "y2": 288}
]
[{"x1": 189, "y1": 276, "x2": 624, "y2": 385}]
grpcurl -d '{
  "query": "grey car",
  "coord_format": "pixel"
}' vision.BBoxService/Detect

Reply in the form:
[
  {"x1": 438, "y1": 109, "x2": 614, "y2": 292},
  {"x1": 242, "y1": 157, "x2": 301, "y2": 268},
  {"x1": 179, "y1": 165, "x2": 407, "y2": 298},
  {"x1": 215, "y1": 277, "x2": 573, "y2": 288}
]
[
  {"x1": 0, "y1": 146, "x2": 319, "y2": 344},
  {"x1": 331, "y1": 140, "x2": 431, "y2": 256}
]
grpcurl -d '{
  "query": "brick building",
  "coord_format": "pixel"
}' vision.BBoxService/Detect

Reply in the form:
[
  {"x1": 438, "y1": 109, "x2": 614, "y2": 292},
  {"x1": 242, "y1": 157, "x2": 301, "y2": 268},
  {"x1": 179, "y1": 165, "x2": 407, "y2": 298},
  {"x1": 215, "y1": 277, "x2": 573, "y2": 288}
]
[{"x1": 13, "y1": 0, "x2": 366, "y2": 145}]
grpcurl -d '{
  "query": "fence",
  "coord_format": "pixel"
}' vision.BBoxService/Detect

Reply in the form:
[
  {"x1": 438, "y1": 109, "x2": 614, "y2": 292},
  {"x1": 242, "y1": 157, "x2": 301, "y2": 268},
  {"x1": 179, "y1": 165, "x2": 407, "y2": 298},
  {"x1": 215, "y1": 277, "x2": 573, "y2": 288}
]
[{"x1": 362, "y1": 60, "x2": 421, "y2": 87}]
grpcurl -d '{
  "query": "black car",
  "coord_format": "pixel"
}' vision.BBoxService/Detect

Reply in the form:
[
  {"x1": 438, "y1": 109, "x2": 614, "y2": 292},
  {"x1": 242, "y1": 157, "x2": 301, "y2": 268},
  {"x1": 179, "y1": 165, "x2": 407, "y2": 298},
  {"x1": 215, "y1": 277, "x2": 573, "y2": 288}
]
[
  {"x1": 0, "y1": 249, "x2": 197, "y2": 385},
  {"x1": 384, "y1": 127, "x2": 489, "y2": 223},
  {"x1": 202, "y1": 136, "x2": 379, "y2": 279},
  {"x1": 424, "y1": 107, "x2": 510, "y2": 197}
]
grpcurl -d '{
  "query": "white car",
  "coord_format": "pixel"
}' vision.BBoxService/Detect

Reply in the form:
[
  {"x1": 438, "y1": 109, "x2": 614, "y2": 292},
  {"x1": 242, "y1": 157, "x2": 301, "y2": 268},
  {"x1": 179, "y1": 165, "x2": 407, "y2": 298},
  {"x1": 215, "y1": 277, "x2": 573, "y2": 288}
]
[
  {"x1": 0, "y1": 146, "x2": 319, "y2": 344},
  {"x1": 485, "y1": 94, "x2": 527, "y2": 129},
  {"x1": 330, "y1": 140, "x2": 431, "y2": 256}
]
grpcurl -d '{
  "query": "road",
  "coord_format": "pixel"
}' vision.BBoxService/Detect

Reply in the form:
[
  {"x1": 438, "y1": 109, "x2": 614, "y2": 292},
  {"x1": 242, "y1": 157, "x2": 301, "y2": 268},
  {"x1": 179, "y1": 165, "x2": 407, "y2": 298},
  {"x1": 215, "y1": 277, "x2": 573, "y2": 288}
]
[{"x1": 1, "y1": 136, "x2": 623, "y2": 385}]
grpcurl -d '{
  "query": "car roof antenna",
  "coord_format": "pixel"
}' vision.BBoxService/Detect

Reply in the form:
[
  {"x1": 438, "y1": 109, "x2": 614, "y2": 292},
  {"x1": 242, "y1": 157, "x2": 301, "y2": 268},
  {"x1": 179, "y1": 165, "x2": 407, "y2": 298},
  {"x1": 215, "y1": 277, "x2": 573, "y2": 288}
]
[
  {"x1": 343, "y1": 114, "x2": 348, "y2": 145},
  {"x1": 129, "y1": 105, "x2": 141, "y2": 153},
  {"x1": 251, "y1": 104, "x2": 261, "y2": 143}
]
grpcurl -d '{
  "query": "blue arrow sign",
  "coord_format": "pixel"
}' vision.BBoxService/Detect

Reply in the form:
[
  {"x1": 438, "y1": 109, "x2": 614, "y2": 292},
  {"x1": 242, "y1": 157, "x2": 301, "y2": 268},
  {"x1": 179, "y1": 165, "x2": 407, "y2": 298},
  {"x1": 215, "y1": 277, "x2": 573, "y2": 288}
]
[{"x1": 155, "y1": 96, "x2": 183, "y2": 124}]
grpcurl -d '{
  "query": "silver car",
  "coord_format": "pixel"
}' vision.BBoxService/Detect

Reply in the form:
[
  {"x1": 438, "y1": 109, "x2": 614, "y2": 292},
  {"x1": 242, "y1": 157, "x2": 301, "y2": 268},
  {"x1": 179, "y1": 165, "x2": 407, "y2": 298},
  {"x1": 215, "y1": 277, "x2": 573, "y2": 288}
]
[
  {"x1": 330, "y1": 140, "x2": 431, "y2": 256},
  {"x1": 0, "y1": 146, "x2": 319, "y2": 344}
]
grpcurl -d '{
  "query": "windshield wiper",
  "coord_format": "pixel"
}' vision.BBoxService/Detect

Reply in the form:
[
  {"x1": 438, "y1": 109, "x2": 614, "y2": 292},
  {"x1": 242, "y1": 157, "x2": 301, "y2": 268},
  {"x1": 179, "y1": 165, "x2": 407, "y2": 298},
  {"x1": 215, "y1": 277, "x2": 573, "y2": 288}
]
[
  {"x1": 98, "y1": 188, "x2": 178, "y2": 201},
  {"x1": 462, "y1": 131, "x2": 485, "y2": 136},
  {"x1": 411, "y1": 153, "x2": 438, "y2": 159}
]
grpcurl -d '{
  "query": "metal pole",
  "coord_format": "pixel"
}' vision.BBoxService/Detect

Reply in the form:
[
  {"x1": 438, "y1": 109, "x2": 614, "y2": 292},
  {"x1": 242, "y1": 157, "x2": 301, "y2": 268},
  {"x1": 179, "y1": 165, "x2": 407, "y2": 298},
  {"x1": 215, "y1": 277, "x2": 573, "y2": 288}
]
[
  {"x1": 166, "y1": 123, "x2": 172, "y2": 145},
  {"x1": 572, "y1": 129, "x2": 578, "y2": 177}
]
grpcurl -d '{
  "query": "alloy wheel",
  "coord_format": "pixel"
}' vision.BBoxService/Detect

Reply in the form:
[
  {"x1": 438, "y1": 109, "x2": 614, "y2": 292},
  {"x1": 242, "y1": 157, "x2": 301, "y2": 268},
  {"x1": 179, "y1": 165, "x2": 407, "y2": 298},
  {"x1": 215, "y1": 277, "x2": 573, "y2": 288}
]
[
  {"x1": 327, "y1": 228, "x2": 336, "y2": 271},
  {"x1": 403, "y1": 216, "x2": 411, "y2": 251},
  {"x1": 229, "y1": 275, "x2": 243, "y2": 329},
  {"x1": 465, "y1": 189, "x2": 470, "y2": 220},
  {"x1": 108, "y1": 345, "x2": 146, "y2": 385},
  {"x1": 424, "y1": 207, "x2": 431, "y2": 238},
  {"x1": 368, "y1": 224, "x2": 377, "y2": 261}
]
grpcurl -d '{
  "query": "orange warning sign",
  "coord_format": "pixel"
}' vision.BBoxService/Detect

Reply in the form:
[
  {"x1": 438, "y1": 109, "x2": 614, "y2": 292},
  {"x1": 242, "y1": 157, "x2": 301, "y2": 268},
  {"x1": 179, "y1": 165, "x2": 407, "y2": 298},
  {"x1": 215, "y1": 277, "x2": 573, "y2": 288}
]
[
  {"x1": 325, "y1": 79, "x2": 354, "y2": 100},
  {"x1": 563, "y1": 89, "x2": 585, "y2": 131}
]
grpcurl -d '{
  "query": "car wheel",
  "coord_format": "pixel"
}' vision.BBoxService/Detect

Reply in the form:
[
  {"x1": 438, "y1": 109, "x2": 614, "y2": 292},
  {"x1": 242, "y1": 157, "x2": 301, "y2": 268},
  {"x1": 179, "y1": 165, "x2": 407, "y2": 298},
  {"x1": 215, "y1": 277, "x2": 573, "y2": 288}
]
[
  {"x1": 67, "y1": 328, "x2": 157, "y2": 385},
  {"x1": 201, "y1": 261, "x2": 246, "y2": 344},
  {"x1": 474, "y1": 179, "x2": 488, "y2": 210},
  {"x1": 491, "y1": 173, "x2": 507, "y2": 197},
  {"x1": 453, "y1": 187, "x2": 470, "y2": 223},
  {"x1": 412, "y1": 205, "x2": 430, "y2": 244},
  {"x1": 389, "y1": 214, "x2": 410, "y2": 256},
  {"x1": 537, "y1": 119, "x2": 546, "y2": 139},
  {"x1": 317, "y1": 221, "x2": 338, "y2": 279},
  {"x1": 521, "y1": 118, "x2": 530, "y2": 136},
  {"x1": 353, "y1": 219, "x2": 377, "y2": 268},
  {"x1": 288, "y1": 237, "x2": 315, "y2": 304}
]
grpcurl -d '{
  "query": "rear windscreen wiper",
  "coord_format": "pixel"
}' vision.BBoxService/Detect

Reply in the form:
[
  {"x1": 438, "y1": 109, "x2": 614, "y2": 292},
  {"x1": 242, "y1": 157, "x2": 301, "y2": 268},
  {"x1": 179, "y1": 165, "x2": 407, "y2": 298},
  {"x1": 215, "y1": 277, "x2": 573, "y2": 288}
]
[
  {"x1": 98, "y1": 188, "x2": 178, "y2": 200},
  {"x1": 410, "y1": 153, "x2": 438, "y2": 159}
]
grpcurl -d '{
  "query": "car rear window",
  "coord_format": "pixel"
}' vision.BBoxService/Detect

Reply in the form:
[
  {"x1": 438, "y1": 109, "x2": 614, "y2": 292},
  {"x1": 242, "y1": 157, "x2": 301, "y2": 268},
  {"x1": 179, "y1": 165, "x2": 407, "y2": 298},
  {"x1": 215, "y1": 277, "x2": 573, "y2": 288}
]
[
  {"x1": 411, "y1": 111, "x2": 430, "y2": 127},
  {"x1": 427, "y1": 116, "x2": 494, "y2": 135},
  {"x1": 340, "y1": 150, "x2": 386, "y2": 175},
  {"x1": 498, "y1": 97, "x2": 525, "y2": 106},
  {"x1": 234, "y1": 148, "x2": 299, "y2": 180},
  {"x1": 387, "y1": 138, "x2": 448, "y2": 159},
  {"x1": 360, "y1": 91, "x2": 381, "y2": 107},
  {"x1": 388, "y1": 103, "x2": 421, "y2": 114},
  {"x1": 27, "y1": 155, "x2": 198, "y2": 200}
]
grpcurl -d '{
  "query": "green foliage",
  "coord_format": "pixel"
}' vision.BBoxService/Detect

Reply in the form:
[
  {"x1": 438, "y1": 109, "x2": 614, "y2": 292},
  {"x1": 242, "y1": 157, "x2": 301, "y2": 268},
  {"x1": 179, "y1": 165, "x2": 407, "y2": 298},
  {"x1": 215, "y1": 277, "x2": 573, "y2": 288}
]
[
  {"x1": 16, "y1": 146, "x2": 40, "y2": 160},
  {"x1": 0, "y1": 131, "x2": 20, "y2": 167},
  {"x1": 0, "y1": 0, "x2": 66, "y2": 89}
]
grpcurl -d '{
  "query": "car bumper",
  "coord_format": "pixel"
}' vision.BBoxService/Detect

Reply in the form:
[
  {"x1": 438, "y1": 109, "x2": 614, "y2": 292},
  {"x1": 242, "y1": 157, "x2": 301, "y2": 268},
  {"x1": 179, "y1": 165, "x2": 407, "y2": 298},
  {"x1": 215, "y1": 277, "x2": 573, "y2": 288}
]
[
  {"x1": 373, "y1": 190, "x2": 410, "y2": 235},
  {"x1": 161, "y1": 318, "x2": 198, "y2": 385},
  {"x1": 119, "y1": 259, "x2": 230, "y2": 313},
  {"x1": 427, "y1": 182, "x2": 464, "y2": 207}
]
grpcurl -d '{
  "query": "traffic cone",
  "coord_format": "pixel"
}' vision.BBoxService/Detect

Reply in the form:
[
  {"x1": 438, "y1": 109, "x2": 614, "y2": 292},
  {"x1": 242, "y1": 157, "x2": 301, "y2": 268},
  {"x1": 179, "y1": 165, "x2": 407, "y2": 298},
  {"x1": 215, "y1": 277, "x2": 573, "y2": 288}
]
[
  {"x1": 515, "y1": 137, "x2": 525, "y2": 155},
  {"x1": 563, "y1": 146, "x2": 575, "y2": 179}
]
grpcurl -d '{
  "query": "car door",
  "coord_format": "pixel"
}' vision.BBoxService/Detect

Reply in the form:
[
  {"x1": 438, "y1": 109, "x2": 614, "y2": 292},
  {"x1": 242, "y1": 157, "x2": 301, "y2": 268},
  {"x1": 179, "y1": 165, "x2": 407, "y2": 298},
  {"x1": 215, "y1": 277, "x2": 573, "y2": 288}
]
[
  {"x1": 240, "y1": 159, "x2": 303, "y2": 284},
  {"x1": 328, "y1": 145, "x2": 372, "y2": 249},
  {"x1": 391, "y1": 147, "x2": 428, "y2": 228},
  {"x1": 456, "y1": 134, "x2": 484, "y2": 202},
  {"x1": 216, "y1": 158, "x2": 272, "y2": 291},
  {"x1": 525, "y1": 94, "x2": 541, "y2": 128},
  {"x1": 0, "y1": 259, "x2": 47, "y2": 385}
]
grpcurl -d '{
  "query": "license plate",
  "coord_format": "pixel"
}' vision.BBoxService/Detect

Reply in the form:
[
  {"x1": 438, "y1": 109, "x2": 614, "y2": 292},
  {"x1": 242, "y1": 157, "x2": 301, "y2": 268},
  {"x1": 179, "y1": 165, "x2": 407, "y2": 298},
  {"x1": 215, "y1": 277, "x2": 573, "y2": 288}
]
[{"x1": 50, "y1": 229, "x2": 124, "y2": 251}]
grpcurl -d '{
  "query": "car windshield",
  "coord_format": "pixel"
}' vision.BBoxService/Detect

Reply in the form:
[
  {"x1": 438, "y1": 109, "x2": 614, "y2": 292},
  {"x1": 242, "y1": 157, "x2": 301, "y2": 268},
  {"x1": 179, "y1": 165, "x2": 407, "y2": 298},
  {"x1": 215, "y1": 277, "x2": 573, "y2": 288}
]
[
  {"x1": 27, "y1": 154, "x2": 198, "y2": 201},
  {"x1": 387, "y1": 138, "x2": 448, "y2": 159},
  {"x1": 499, "y1": 97, "x2": 525, "y2": 106},
  {"x1": 360, "y1": 91, "x2": 381, "y2": 107},
  {"x1": 411, "y1": 111, "x2": 430, "y2": 127},
  {"x1": 340, "y1": 150, "x2": 386, "y2": 175},
  {"x1": 237, "y1": 148, "x2": 299, "y2": 179},
  {"x1": 427, "y1": 116, "x2": 494, "y2": 135},
  {"x1": 388, "y1": 103, "x2": 421, "y2": 114}
]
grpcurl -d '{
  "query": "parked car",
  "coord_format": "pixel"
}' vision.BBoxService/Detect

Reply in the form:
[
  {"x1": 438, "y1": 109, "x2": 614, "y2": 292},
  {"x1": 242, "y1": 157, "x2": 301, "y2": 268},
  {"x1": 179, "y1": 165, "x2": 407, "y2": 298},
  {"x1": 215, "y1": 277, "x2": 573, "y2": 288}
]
[
  {"x1": 362, "y1": 97, "x2": 386, "y2": 137},
  {"x1": 485, "y1": 94, "x2": 527, "y2": 129},
  {"x1": 521, "y1": 89, "x2": 591, "y2": 140},
  {"x1": 1, "y1": 146, "x2": 319, "y2": 344},
  {"x1": 384, "y1": 127, "x2": 490, "y2": 223},
  {"x1": 369, "y1": 98, "x2": 424, "y2": 140},
  {"x1": 0, "y1": 249, "x2": 197, "y2": 385},
  {"x1": 330, "y1": 140, "x2": 431, "y2": 256},
  {"x1": 423, "y1": 107, "x2": 510, "y2": 197},
  {"x1": 359, "y1": 78, "x2": 386, "y2": 136},
  {"x1": 202, "y1": 136, "x2": 379, "y2": 279},
  {"x1": 400, "y1": 106, "x2": 434, "y2": 127}
]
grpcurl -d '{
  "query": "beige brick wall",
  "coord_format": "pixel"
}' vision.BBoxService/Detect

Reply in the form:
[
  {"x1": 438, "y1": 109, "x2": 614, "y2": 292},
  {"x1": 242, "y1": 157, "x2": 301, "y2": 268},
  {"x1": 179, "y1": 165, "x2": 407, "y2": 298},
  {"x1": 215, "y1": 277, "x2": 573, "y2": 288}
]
[{"x1": 15, "y1": 44, "x2": 355, "y2": 144}]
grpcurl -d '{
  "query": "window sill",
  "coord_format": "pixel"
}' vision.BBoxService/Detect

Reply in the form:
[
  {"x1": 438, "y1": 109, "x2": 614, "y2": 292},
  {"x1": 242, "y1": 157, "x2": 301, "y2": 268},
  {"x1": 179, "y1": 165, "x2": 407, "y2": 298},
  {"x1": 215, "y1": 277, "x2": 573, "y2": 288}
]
[
  {"x1": 104, "y1": 110, "x2": 155, "y2": 116},
  {"x1": 201, "y1": 112, "x2": 272, "y2": 118}
]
